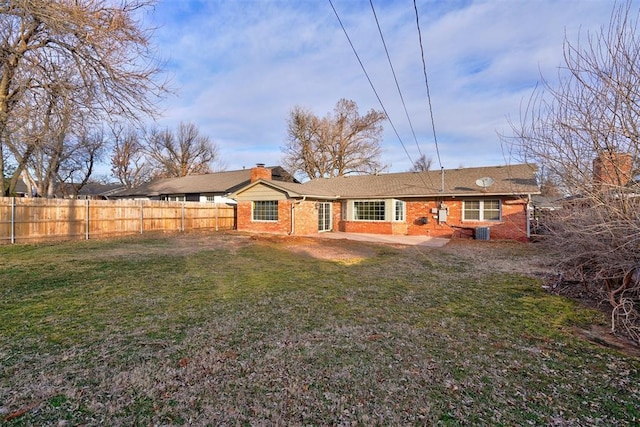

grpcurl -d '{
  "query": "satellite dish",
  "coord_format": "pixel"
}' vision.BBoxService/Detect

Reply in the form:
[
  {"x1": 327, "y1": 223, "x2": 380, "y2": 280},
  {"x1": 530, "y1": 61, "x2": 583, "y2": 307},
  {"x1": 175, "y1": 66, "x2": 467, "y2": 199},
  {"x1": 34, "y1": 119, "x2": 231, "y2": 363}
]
[{"x1": 475, "y1": 177, "x2": 495, "y2": 189}]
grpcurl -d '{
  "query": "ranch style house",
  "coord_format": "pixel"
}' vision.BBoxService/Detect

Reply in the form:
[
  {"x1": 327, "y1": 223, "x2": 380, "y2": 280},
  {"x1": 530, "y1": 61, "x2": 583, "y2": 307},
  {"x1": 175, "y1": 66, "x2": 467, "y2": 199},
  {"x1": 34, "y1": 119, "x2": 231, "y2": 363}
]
[{"x1": 231, "y1": 164, "x2": 540, "y2": 241}]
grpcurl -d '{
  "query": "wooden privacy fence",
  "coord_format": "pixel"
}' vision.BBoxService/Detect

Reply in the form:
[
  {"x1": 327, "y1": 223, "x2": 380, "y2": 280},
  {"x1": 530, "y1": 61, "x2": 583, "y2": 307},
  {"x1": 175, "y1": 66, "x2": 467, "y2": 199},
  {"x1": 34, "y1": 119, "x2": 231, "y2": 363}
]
[{"x1": 0, "y1": 197, "x2": 236, "y2": 244}]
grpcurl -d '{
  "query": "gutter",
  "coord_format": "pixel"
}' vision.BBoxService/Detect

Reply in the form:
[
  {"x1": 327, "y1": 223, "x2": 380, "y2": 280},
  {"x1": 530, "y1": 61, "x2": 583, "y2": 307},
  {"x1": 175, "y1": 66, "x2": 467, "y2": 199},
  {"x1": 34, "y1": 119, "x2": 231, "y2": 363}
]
[{"x1": 289, "y1": 195, "x2": 307, "y2": 235}]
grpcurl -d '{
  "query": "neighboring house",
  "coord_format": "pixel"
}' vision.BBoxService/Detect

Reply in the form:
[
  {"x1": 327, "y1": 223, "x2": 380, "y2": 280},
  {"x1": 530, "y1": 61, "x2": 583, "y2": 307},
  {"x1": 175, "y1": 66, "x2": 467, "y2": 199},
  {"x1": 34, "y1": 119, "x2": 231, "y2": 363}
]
[
  {"x1": 3, "y1": 179, "x2": 122, "y2": 199},
  {"x1": 109, "y1": 166, "x2": 298, "y2": 203},
  {"x1": 231, "y1": 164, "x2": 540, "y2": 241},
  {"x1": 531, "y1": 195, "x2": 564, "y2": 211},
  {"x1": 2, "y1": 178, "x2": 29, "y2": 197},
  {"x1": 57, "y1": 182, "x2": 125, "y2": 199},
  {"x1": 530, "y1": 194, "x2": 564, "y2": 236}
]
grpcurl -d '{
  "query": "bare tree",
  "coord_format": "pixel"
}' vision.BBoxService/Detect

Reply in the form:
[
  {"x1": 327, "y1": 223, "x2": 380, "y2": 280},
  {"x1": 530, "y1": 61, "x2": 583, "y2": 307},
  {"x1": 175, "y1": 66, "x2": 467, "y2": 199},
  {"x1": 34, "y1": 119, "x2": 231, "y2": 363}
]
[
  {"x1": 0, "y1": 0, "x2": 166, "y2": 196},
  {"x1": 110, "y1": 125, "x2": 152, "y2": 188},
  {"x1": 282, "y1": 99, "x2": 386, "y2": 180},
  {"x1": 17, "y1": 123, "x2": 106, "y2": 198},
  {"x1": 145, "y1": 122, "x2": 220, "y2": 178},
  {"x1": 56, "y1": 129, "x2": 107, "y2": 197},
  {"x1": 505, "y1": 1, "x2": 640, "y2": 343},
  {"x1": 6, "y1": 59, "x2": 108, "y2": 197},
  {"x1": 409, "y1": 154, "x2": 432, "y2": 172}
]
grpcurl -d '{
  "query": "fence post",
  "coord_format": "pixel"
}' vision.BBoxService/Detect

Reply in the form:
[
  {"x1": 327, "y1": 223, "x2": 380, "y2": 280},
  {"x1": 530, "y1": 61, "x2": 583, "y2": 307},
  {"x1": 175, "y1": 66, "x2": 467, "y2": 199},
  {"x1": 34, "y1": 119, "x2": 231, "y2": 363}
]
[
  {"x1": 85, "y1": 199, "x2": 90, "y2": 240},
  {"x1": 215, "y1": 203, "x2": 219, "y2": 231},
  {"x1": 11, "y1": 197, "x2": 15, "y2": 244},
  {"x1": 181, "y1": 202, "x2": 185, "y2": 232},
  {"x1": 140, "y1": 200, "x2": 144, "y2": 234}
]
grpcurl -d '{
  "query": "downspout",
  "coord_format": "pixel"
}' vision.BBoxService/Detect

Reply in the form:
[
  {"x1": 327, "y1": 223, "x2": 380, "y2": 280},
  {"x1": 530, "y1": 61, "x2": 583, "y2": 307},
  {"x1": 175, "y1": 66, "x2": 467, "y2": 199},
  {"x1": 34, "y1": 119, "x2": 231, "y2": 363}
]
[
  {"x1": 526, "y1": 194, "x2": 531, "y2": 239},
  {"x1": 290, "y1": 196, "x2": 307, "y2": 235}
]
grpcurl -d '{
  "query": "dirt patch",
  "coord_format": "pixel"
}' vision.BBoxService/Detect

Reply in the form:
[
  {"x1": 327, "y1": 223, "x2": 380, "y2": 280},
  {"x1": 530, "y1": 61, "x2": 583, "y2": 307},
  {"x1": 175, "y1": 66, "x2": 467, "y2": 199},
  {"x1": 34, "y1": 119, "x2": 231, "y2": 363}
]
[
  {"x1": 572, "y1": 325, "x2": 640, "y2": 357},
  {"x1": 546, "y1": 279, "x2": 640, "y2": 355},
  {"x1": 248, "y1": 233, "x2": 378, "y2": 263}
]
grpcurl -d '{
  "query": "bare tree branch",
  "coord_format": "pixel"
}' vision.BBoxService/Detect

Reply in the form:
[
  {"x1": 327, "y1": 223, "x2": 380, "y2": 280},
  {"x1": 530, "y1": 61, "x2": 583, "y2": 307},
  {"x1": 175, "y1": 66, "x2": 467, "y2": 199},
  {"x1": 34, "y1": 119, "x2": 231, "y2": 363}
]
[
  {"x1": 0, "y1": 0, "x2": 168, "y2": 195},
  {"x1": 145, "y1": 122, "x2": 220, "y2": 178},
  {"x1": 409, "y1": 154, "x2": 432, "y2": 172},
  {"x1": 282, "y1": 99, "x2": 386, "y2": 180},
  {"x1": 505, "y1": 1, "x2": 640, "y2": 344},
  {"x1": 110, "y1": 124, "x2": 152, "y2": 188}
]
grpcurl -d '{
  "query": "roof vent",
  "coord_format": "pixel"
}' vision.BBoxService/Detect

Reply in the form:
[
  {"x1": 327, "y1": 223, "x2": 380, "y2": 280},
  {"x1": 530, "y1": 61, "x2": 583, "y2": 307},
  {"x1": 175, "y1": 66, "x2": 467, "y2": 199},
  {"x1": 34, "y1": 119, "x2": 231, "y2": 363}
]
[{"x1": 256, "y1": 163, "x2": 265, "y2": 168}]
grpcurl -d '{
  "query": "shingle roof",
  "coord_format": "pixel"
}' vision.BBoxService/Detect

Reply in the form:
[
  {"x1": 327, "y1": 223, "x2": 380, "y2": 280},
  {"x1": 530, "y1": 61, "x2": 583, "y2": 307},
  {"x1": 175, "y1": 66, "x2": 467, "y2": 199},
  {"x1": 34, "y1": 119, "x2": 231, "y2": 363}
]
[
  {"x1": 4, "y1": 178, "x2": 29, "y2": 195},
  {"x1": 243, "y1": 164, "x2": 539, "y2": 199},
  {"x1": 111, "y1": 166, "x2": 297, "y2": 197}
]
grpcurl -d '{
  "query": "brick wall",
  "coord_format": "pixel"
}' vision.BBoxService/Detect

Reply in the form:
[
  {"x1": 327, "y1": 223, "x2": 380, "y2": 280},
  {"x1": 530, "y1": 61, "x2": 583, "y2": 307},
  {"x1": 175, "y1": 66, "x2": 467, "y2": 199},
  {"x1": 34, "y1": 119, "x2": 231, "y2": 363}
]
[
  {"x1": 333, "y1": 201, "x2": 342, "y2": 231},
  {"x1": 238, "y1": 196, "x2": 530, "y2": 241},
  {"x1": 337, "y1": 197, "x2": 529, "y2": 241},
  {"x1": 434, "y1": 198, "x2": 529, "y2": 242},
  {"x1": 236, "y1": 200, "x2": 292, "y2": 234},
  {"x1": 342, "y1": 221, "x2": 393, "y2": 234},
  {"x1": 292, "y1": 201, "x2": 319, "y2": 235}
]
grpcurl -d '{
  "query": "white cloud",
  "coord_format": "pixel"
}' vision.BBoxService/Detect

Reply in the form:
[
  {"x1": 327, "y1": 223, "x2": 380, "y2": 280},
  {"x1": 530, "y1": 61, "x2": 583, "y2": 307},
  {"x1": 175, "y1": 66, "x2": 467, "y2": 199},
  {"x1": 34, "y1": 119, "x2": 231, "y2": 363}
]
[{"x1": 136, "y1": 0, "x2": 620, "y2": 175}]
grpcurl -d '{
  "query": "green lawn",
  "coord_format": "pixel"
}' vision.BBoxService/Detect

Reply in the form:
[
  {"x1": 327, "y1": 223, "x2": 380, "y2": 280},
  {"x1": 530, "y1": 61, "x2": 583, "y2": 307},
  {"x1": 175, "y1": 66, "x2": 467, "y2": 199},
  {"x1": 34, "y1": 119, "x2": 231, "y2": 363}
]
[{"x1": 0, "y1": 233, "x2": 638, "y2": 426}]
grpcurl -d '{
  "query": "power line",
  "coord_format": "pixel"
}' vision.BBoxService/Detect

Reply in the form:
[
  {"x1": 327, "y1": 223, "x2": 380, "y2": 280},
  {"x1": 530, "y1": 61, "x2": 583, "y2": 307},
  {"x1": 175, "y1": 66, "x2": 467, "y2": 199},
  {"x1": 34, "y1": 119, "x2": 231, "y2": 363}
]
[
  {"x1": 414, "y1": 0, "x2": 443, "y2": 170},
  {"x1": 327, "y1": 0, "x2": 413, "y2": 166},
  {"x1": 369, "y1": 0, "x2": 423, "y2": 159}
]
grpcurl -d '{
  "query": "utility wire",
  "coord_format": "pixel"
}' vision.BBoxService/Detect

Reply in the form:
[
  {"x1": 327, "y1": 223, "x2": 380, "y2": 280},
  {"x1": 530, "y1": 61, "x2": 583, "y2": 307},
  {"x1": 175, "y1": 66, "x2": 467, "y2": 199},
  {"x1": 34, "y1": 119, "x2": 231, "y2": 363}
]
[
  {"x1": 414, "y1": 0, "x2": 443, "y2": 170},
  {"x1": 367, "y1": 0, "x2": 435, "y2": 190},
  {"x1": 369, "y1": 0, "x2": 423, "y2": 159},
  {"x1": 328, "y1": 0, "x2": 413, "y2": 166}
]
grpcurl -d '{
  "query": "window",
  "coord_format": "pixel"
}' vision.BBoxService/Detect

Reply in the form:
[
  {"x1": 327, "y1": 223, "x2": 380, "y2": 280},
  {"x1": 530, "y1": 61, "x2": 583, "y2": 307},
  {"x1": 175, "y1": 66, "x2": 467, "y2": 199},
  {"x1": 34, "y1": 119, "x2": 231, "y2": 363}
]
[
  {"x1": 463, "y1": 199, "x2": 501, "y2": 221},
  {"x1": 394, "y1": 200, "x2": 405, "y2": 221},
  {"x1": 482, "y1": 200, "x2": 501, "y2": 220},
  {"x1": 205, "y1": 195, "x2": 216, "y2": 203},
  {"x1": 253, "y1": 201, "x2": 278, "y2": 221},
  {"x1": 162, "y1": 195, "x2": 185, "y2": 202},
  {"x1": 354, "y1": 200, "x2": 385, "y2": 221}
]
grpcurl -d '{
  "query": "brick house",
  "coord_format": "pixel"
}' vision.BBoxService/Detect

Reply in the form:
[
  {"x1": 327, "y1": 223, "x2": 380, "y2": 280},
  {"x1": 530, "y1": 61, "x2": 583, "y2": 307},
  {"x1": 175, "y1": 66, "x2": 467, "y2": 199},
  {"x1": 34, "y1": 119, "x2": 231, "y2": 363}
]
[{"x1": 231, "y1": 164, "x2": 540, "y2": 241}]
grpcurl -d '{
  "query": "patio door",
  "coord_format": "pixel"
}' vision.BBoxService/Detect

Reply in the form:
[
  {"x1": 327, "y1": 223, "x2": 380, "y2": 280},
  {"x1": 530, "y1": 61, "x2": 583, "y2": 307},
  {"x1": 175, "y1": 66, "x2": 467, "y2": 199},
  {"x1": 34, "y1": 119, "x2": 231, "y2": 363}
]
[{"x1": 318, "y1": 202, "x2": 332, "y2": 232}]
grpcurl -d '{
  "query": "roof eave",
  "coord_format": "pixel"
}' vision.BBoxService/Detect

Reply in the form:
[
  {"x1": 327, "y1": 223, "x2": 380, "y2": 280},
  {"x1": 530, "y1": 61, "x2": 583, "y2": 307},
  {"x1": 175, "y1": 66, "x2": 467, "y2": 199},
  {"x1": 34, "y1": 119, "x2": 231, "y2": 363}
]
[
  {"x1": 331, "y1": 191, "x2": 540, "y2": 199},
  {"x1": 230, "y1": 179, "x2": 306, "y2": 199}
]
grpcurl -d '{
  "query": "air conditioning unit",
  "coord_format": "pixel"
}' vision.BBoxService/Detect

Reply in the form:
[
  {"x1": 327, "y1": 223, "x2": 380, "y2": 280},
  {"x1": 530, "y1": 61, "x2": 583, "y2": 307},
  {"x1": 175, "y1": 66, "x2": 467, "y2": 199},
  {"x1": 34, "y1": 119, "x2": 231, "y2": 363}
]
[{"x1": 475, "y1": 227, "x2": 490, "y2": 241}]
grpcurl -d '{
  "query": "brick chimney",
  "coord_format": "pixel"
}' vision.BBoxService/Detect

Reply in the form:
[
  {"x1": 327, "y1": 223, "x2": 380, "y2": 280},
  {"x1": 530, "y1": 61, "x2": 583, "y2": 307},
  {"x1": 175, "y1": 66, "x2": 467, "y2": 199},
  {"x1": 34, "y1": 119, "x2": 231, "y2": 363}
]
[
  {"x1": 593, "y1": 152, "x2": 633, "y2": 188},
  {"x1": 250, "y1": 163, "x2": 272, "y2": 182}
]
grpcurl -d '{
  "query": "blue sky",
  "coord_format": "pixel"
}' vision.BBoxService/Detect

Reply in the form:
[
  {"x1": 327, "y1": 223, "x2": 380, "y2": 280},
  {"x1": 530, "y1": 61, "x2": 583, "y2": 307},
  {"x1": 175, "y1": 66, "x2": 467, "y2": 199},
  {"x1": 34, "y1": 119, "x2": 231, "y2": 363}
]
[{"x1": 141, "y1": 0, "x2": 617, "y2": 173}]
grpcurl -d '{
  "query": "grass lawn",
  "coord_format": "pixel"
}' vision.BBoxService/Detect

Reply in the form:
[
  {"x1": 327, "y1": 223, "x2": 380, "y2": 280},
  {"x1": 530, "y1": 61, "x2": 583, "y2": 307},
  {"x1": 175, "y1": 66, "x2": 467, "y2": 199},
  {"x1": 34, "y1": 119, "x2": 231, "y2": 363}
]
[{"x1": 0, "y1": 232, "x2": 638, "y2": 426}]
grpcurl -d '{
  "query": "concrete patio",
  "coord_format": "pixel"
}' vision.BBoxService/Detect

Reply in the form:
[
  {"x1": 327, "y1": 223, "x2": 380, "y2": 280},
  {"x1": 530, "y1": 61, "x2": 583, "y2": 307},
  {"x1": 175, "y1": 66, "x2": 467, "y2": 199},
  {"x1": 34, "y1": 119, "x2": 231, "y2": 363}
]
[{"x1": 311, "y1": 231, "x2": 450, "y2": 247}]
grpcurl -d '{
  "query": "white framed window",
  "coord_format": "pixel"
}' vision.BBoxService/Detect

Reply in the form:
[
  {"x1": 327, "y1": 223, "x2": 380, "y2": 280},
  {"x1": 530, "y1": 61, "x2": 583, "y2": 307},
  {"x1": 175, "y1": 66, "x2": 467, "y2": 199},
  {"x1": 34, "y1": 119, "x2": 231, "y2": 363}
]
[
  {"x1": 354, "y1": 200, "x2": 386, "y2": 221},
  {"x1": 162, "y1": 195, "x2": 185, "y2": 202},
  {"x1": 394, "y1": 200, "x2": 405, "y2": 221},
  {"x1": 253, "y1": 201, "x2": 278, "y2": 221},
  {"x1": 463, "y1": 199, "x2": 501, "y2": 221},
  {"x1": 205, "y1": 195, "x2": 216, "y2": 203}
]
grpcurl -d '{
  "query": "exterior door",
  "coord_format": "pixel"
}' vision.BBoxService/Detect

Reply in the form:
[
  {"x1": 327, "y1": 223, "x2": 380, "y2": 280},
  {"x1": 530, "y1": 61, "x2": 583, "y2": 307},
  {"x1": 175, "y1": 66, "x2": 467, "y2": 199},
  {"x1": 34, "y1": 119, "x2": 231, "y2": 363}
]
[{"x1": 318, "y1": 202, "x2": 332, "y2": 232}]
